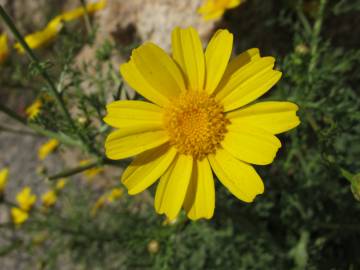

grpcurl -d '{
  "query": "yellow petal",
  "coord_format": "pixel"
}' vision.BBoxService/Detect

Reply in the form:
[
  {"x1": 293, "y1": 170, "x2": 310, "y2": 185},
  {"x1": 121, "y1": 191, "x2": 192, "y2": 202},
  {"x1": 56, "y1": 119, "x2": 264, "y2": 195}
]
[
  {"x1": 221, "y1": 123, "x2": 281, "y2": 165},
  {"x1": 104, "y1": 100, "x2": 163, "y2": 129},
  {"x1": 171, "y1": 27, "x2": 205, "y2": 91},
  {"x1": 204, "y1": 29, "x2": 233, "y2": 94},
  {"x1": 227, "y1": 101, "x2": 300, "y2": 134},
  {"x1": 122, "y1": 145, "x2": 177, "y2": 195},
  {"x1": 16, "y1": 186, "x2": 37, "y2": 211},
  {"x1": 38, "y1": 139, "x2": 60, "y2": 160},
  {"x1": 184, "y1": 158, "x2": 215, "y2": 220},
  {"x1": 208, "y1": 148, "x2": 264, "y2": 202},
  {"x1": 120, "y1": 43, "x2": 185, "y2": 107},
  {"x1": 0, "y1": 33, "x2": 9, "y2": 64},
  {"x1": 0, "y1": 167, "x2": 9, "y2": 193},
  {"x1": 11, "y1": 207, "x2": 29, "y2": 225},
  {"x1": 227, "y1": 0, "x2": 242, "y2": 9},
  {"x1": 155, "y1": 154, "x2": 193, "y2": 220},
  {"x1": 105, "y1": 127, "x2": 168, "y2": 160},
  {"x1": 219, "y1": 48, "x2": 260, "y2": 87},
  {"x1": 216, "y1": 56, "x2": 281, "y2": 111}
]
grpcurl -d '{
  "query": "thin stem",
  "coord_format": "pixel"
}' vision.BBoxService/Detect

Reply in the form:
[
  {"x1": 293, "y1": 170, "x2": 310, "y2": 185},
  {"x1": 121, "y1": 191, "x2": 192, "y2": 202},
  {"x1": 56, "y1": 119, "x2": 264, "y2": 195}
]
[
  {"x1": 0, "y1": 6, "x2": 91, "y2": 151},
  {"x1": 0, "y1": 103, "x2": 83, "y2": 148},
  {"x1": 80, "y1": 0, "x2": 93, "y2": 36},
  {"x1": 48, "y1": 159, "x2": 104, "y2": 180},
  {"x1": 0, "y1": 124, "x2": 40, "y2": 137}
]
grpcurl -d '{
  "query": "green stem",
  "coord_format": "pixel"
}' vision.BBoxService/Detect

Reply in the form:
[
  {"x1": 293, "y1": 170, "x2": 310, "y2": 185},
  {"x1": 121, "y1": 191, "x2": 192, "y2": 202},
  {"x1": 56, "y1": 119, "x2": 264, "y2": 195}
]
[
  {"x1": 48, "y1": 159, "x2": 104, "y2": 180},
  {"x1": 80, "y1": 0, "x2": 93, "y2": 37},
  {"x1": 0, "y1": 103, "x2": 83, "y2": 148},
  {"x1": 0, "y1": 6, "x2": 91, "y2": 151},
  {"x1": 0, "y1": 125, "x2": 40, "y2": 137}
]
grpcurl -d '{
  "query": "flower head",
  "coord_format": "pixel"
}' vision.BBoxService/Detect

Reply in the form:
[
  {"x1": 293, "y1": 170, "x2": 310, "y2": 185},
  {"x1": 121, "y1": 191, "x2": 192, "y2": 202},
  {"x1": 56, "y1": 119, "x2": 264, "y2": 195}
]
[
  {"x1": 0, "y1": 33, "x2": 9, "y2": 64},
  {"x1": 0, "y1": 167, "x2": 9, "y2": 194},
  {"x1": 11, "y1": 207, "x2": 29, "y2": 225},
  {"x1": 16, "y1": 186, "x2": 37, "y2": 211},
  {"x1": 198, "y1": 0, "x2": 242, "y2": 20},
  {"x1": 41, "y1": 190, "x2": 57, "y2": 208},
  {"x1": 104, "y1": 27, "x2": 300, "y2": 220},
  {"x1": 25, "y1": 99, "x2": 42, "y2": 119},
  {"x1": 55, "y1": 178, "x2": 67, "y2": 191},
  {"x1": 38, "y1": 139, "x2": 60, "y2": 160}
]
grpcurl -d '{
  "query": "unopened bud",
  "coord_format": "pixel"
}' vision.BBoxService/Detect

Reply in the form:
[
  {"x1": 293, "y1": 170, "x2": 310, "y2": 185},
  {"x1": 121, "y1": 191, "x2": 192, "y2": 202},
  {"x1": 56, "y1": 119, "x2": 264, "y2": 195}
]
[{"x1": 147, "y1": 240, "x2": 160, "y2": 254}]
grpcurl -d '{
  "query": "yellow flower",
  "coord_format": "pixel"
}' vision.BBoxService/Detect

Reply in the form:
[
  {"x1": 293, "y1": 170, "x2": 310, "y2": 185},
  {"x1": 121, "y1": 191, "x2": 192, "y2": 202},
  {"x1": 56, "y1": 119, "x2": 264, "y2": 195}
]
[
  {"x1": 16, "y1": 186, "x2": 37, "y2": 211},
  {"x1": 38, "y1": 139, "x2": 60, "y2": 160},
  {"x1": 11, "y1": 207, "x2": 29, "y2": 225},
  {"x1": 104, "y1": 27, "x2": 300, "y2": 220},
  {"x1": 0, "y1": 167, "x2": 9, "y2": 193},
  {"x1": 15, "y1": 0, "x2": 107, "y2": 53},
  {"x1": 55, "y1": 178, "x2": 67, "y2": 191},
  {"x1": 80, "y1": 160, "x2": 104, "y2": 179},
  {"x1": 198, "y1": 0, "x2": 242, "y2": 20},
  {"x1": 25, "y1": 99, "x2": 42, "y2": 119},
  {"x1": 0, "y1": 33, "x2": 9, "y2": 64},
  {"x1": 107, "y1": 187, "x2": 124, "y2": 202},
  {"x1": 41, "y1": 190, "x2": 57, "y2": 208},
  {"x1": 91, "y1": 187, "x2": 123, "y2": 216}
]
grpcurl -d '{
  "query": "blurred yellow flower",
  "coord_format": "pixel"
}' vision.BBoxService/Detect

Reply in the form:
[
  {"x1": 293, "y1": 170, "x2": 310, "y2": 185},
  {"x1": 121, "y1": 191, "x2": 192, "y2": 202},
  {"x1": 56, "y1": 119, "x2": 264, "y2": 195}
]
[
  {"x1": 16, "y1": 186, "x2": 37, "y2": 211},
  {"x1": 0, "y1": 167, "x2": 9, "y2": 193},
  {"x1": 91, "y1": 187, "x2": 124, "y2": 216},
  {"x1": 11, "y1": 207, "x2": 29, "y2": 225},
  {"x1": 15, "y1": 0, "x2": 107, "y2": 53},
  {"x1": 106, "y1": 27, "x2": 300, "y2": 220},
  {"x1": 41, "y1": 190, "x2": 57, "y2": 208},
  {"x1": 0, "y1": 33, "x2": 9, "y2": 64},
  {"x1": 55, "y1": 178, "x2": 67, "y2": 191},
  {"x1": 107, "y1": 187, "x2": 124, "y2": 203},
  {"x1": 25, "y1": 99, "x2": 42, "y2": 119},
  {"x1": 38, "y1": 139, "x2": 60, "y2": 160},
  {"x1": 198, "y1": 0, "x2": 242, "y2": 20},
  {"x1": 80, "y1": 159, "x2": 104, "y2": 179}
]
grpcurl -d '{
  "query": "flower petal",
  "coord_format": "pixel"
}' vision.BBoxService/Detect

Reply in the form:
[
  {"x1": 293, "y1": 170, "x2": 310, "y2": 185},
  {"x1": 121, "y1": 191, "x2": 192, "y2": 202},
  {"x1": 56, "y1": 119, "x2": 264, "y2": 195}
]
[
  {"x1": 184, "y1": 158, "x2": 215, "y2": 220},
  {"x1": 104, "y1": 100, "x2": 163, "y2": 129},
  {"x1": 216, "y1": 56, "x2": 281, "y2": 111},
  {"x1": 121, "y1": 145, "x2": 177, "y2": 195},
  {"x1": 208, "y1": 148, "x2": 264, "y2": 202},
  {"x1": 227, "y1": 101, "x2": 300, "y2": 134},
  {"x1": 155, "y1": 154, "x2": 193, "y2": 220},
  {"x1": 221, "y1": 123, "x2": 281, "y2": 165},
  {"x1": 171, "y1": 27, "x2": 205, "y2": 91},
  {"x1": 105, "y1": 127, "x2": 168, "y2": 160},
  {"x1": 204, "y1": 29, "x2": 233, "y2": 94},
  {"x1": 120, "y1": 42, "x2": 185, "y2": 107}
]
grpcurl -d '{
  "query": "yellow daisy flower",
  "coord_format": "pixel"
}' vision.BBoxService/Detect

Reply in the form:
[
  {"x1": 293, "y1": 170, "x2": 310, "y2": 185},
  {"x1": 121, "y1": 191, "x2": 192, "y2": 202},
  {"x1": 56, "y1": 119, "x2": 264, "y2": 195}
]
[
  {"x1": 16, "y1": 186, "x2": 37, "y2": 211},
  {"x1": 25, "y1": 99, "x2": 42, "y2": 119},
  {"x1": 0, "y1": 33, "x2": 9, "y2": 64},
  {"x1": 15, "y1": 0, "x2": 107, "y2": 53},
  {"x1": 198, "y1": 0, "x2": 242, "y2": 20},
  {"x1": 0, "y1": 167, "x2": 9, "y2": 193},
  {"x1": 11, "y1": 207, "x2": 29, "y2": 225},
  {"x1": 55, "y1": 178, "x2": 67, "y2": 191},
  {"x1": 104, "y1": 27, "x2": 300, "y2": 220},
  {"x1": 41, "y1": 190, "x2": 57, "y2": 208},
  {"x1": 38, "y1": 139, "x2": 60, "y2": 160}
]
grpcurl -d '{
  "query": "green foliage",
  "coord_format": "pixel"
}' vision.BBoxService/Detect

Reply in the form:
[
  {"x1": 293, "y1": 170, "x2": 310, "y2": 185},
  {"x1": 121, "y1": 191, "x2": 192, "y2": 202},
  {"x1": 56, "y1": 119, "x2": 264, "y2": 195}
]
[{"x1": 1, "y1": 0, "x2": 360, "y2": 269}]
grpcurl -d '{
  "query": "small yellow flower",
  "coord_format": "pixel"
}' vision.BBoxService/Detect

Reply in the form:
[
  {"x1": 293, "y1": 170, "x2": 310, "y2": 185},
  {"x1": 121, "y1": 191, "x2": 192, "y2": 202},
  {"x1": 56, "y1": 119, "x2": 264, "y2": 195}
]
[
  {"x1": 105, "y1": 27, "x2": 300, "y2": 220},
  {"x1": 38, "y1": 139, "x2": 60, "y2": 160},
  {"x1": 198, "y1": 0, "x2": 242, "y2": 20},
  {"x1": 16, "y1": 186, "x2": 37, "y2": 211},
  {"x1": 80, "y1": 160, "x2": 104, "y2": 180},
  {"x1": 0, "y1": 167, "x2": 9, "y2": 193},
  {"x1": 41, "y1": 190, "x2": 57, "y2": 208},
  {"x1": 107, "y1": 187, "x2": 124, "y2": 202},
  {"x1": 0, "y1": 33, "x2": 9, "y2": 64},
  {"x1": 11, "y1": 207, "x2": 29, "y2": 225},
  {"x1": 91, "y1": 194, "x2": 107, "y2": 217},
  {"x1": 25, "y1": 99, "x2": 42, "y2": 119},
  {"x1": 55, "y1": 178, "x2": 67, "y2": 191},
  {"x1": 15, "y1": 0, "x2": 107, "y2": 54}
]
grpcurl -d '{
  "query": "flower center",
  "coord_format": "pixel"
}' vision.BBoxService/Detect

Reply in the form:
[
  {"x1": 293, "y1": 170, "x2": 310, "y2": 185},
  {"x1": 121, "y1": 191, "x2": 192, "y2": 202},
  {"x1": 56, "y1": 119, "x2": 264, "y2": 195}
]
[{"x1": 164, "y1": 91, "x2": 229, "y2": 160}]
